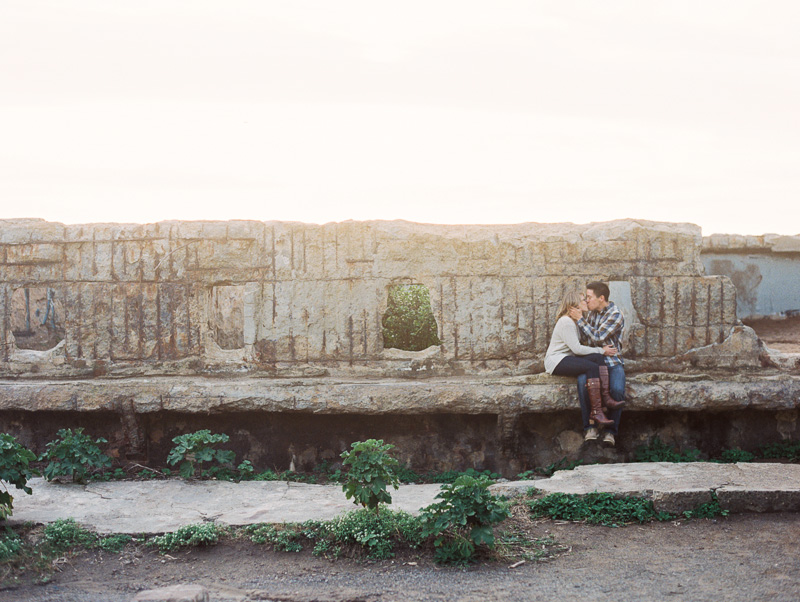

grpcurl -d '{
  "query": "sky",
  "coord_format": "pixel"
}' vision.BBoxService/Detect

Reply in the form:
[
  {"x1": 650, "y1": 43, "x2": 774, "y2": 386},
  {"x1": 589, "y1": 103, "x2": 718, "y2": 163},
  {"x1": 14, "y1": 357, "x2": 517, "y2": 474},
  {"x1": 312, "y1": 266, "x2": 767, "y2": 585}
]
[{"x1": 1, "y1": 1, "x2": 799, "y2": 235}]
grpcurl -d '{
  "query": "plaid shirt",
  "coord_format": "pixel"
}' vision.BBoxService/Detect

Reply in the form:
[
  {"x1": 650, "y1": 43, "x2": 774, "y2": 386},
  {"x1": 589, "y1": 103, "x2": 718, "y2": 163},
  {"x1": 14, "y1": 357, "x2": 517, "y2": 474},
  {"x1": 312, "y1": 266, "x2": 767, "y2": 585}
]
[{"x1": 577, "y1": 301, "x2": 625, "y2": 367}]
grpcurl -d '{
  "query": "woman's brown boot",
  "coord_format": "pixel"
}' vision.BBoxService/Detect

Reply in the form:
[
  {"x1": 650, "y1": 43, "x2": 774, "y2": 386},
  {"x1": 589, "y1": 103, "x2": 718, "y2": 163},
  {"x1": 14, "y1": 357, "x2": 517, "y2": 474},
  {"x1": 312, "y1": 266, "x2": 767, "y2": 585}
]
[
  {"x1": 598, "y1": 365, "x2": 626, "y2": 410},
  {"x1": 587, "y1": 378, "x2": 614, "y2": 426}
]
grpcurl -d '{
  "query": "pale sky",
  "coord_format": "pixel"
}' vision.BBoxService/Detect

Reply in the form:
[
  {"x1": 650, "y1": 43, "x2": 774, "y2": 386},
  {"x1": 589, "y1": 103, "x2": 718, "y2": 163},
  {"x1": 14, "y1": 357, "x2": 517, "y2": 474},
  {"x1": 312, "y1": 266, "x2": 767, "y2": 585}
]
[{"x1": 2, "y1": 1, "x2": 799, "y2": 235}]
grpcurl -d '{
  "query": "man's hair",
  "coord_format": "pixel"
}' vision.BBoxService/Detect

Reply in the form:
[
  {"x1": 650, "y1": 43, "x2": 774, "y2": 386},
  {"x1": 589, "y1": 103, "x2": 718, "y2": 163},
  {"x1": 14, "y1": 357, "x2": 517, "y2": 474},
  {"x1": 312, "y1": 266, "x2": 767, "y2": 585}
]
[{"x1": 586, "y1": 281, "x2": 610, "y2": 302}]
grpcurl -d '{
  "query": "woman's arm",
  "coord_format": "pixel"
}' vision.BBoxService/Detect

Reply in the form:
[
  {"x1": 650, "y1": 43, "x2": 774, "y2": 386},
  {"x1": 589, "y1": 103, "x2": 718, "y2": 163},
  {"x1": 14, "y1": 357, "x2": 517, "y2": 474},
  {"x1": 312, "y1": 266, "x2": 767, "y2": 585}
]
[{"x1": 557, "y1": 317, "x2": 602, "y2": 356}]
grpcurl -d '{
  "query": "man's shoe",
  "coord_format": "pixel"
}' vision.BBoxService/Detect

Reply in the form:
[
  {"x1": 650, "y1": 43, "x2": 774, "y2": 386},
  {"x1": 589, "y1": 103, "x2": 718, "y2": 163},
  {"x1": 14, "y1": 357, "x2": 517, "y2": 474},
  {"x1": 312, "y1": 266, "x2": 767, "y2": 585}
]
[
  {"x1": 602, "y1": 433, "x2": 616, "y2": 447},
  {"x1": 584, "y1": 427, "x2": 599, "y2": 442}
]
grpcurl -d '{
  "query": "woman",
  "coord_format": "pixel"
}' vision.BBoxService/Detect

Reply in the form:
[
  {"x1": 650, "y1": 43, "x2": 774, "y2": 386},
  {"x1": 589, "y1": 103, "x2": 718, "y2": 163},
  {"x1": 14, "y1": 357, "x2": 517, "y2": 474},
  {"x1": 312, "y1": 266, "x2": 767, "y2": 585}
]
[{"x1": 544, "y1": 291, "x2": 624, "y2": 429}]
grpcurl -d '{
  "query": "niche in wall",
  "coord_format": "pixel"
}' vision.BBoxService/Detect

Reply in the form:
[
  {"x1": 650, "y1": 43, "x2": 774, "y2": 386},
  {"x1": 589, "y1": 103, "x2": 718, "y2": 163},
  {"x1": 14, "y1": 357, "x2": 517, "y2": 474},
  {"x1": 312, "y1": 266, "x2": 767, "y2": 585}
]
[
  {"x1": 382, "y1": 284, "x2": 441, "y2": 351},
  {"x1": 10, "y1": 286, "x2": 65, "y2": 351},
  {"x1": 209, "y1": 285, "x2": 245, "y2": 350}
]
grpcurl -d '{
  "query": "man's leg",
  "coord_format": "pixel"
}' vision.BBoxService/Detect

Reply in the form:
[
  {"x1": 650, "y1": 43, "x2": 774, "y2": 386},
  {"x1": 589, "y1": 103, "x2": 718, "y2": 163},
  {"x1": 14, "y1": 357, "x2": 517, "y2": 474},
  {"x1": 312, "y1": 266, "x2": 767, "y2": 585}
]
[
  {"x1": 576, "y1": 374, "x2": 591, "y2": 431},
  {"x1": 605, "y1": 365, "x2": 626, "y2": 435}
]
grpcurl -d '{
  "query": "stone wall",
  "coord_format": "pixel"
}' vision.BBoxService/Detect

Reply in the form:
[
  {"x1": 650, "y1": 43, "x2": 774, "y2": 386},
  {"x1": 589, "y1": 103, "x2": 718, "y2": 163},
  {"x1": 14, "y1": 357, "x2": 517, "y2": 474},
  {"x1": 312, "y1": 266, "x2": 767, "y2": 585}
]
[
  {"x1": 702, "y1": 233, "x2": 800, "y2": 319},
  {"x1": 1, "y1": 218, "x2": 738, "y2": 378},
  {"x1": 2, "y1": 218, "x2": 796, "y2": 472}
]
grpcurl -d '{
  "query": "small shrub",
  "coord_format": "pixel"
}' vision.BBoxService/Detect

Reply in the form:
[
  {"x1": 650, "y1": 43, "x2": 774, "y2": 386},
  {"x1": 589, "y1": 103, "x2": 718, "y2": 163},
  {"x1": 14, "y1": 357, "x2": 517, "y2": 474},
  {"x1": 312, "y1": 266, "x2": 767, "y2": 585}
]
[
  {"x1": 43, "y1": 519, "x2": 97, "y2": 551},
  {"x1": 683, "y1": 492, "x2": 729, "y2": 519},
  {"x1": 760, "y1": 440, "x2": 800, "y2": 462},
  {"x1": 243, "y1": 524, "x2": 303, "y2": 552},
  {"x1": 341, "y1": 439, "x2": 400, "y2": 511},
  {"x1": 634, "y1": 437, "x2": 701, "y2": 463},
  {"x1": 303, "y1": 508, "x2": 423, "y2": 560},
  {"x1": 39, "y1": 428, "x2": 112, "y2": 484},
  {"x1": 0, "y1": 528, "x2": 23, "y2": 561},
  {"x1": 528, "y1": 493, "x2": 673, "y2": 527},
  {"x1": 0, "y1": 433, "x2": 38, "y2": 519},
  {"x1": 420, "y1": 475, "x2": 510, "y2": 565},
  {"x1": 427, "y1": 468, "x2": 502, "y2": 484},
  {"x1": 382, "y1": 284, "x2": 441, "y2": 351},
  {"x1": 718, "y1": 448, "x2": 755, "y2": 463},
  {"x1": 166, "y1": 430, "x2": 236, "y2": 479},
  {"x1": 148, "y1": 523, "x2": 222, "y2": 553},
  {"x1": 97, "y1": 533, "x2": 132, "y2": 553}
]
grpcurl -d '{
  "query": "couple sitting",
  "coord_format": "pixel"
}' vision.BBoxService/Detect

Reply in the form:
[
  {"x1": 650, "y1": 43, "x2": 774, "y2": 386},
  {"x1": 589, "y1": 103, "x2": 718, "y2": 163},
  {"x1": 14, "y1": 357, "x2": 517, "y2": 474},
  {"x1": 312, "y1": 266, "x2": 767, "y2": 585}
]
[{"x1": 544, "y1": 281, "x2": 626, "y2": 447}]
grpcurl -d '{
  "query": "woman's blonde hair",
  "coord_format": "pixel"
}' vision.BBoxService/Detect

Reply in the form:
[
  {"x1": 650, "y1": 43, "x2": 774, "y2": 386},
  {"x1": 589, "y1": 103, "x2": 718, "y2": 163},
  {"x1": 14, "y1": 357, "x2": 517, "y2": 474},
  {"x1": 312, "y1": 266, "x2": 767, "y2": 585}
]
[{"x1": 555, "y1": 290, "x2": 583, "y2": 323}]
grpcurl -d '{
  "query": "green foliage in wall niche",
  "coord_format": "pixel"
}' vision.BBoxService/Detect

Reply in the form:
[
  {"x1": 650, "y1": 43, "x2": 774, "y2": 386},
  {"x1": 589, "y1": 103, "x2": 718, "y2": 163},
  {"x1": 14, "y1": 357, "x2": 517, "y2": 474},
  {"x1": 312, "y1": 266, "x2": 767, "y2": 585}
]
[{"x1": 382, "y1": 284, "x2": 441, "y2": 351}]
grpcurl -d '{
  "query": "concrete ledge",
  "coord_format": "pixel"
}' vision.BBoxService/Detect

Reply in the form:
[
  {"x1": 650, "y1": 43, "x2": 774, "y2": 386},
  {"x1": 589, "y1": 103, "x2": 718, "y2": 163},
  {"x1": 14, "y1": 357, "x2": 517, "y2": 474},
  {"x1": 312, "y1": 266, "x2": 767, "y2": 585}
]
[
  {"x1": 0, "y1": 373, "x2": 798, "y2": 414},
  {"x1": 491, "y1": 462, "x2": 800, "y2": 513}
]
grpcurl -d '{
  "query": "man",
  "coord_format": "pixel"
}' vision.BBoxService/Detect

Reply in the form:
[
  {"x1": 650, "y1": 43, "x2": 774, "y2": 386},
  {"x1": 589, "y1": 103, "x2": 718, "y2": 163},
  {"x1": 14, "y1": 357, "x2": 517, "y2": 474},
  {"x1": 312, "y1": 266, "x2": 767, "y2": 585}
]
[{"x1": 568, "y1": 281, "x2": 625, "y2": 446}]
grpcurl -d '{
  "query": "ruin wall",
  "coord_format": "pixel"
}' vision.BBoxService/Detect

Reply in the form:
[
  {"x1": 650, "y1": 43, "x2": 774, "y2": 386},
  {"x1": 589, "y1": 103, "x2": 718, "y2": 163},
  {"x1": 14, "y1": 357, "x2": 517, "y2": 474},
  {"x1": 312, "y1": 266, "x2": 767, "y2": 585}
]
[{"x1": 1, "y1": 218, "x2": 739, "y2": 378}]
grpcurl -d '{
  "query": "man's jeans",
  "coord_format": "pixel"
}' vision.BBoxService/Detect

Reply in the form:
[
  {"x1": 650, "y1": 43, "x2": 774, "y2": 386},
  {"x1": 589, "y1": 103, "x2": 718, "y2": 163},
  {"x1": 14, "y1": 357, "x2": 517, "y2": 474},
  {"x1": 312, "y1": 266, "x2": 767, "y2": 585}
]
[{"x1": 576, "y1": 364, "x2": 625, "y2": 435}]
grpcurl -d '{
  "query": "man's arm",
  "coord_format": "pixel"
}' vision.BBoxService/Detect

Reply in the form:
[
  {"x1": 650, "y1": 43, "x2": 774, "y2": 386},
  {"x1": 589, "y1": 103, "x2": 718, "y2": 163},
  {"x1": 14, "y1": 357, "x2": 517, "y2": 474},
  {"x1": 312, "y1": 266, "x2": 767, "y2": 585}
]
[{"x1": 576, "y1": 307, "x2": 624, "y2": 346}]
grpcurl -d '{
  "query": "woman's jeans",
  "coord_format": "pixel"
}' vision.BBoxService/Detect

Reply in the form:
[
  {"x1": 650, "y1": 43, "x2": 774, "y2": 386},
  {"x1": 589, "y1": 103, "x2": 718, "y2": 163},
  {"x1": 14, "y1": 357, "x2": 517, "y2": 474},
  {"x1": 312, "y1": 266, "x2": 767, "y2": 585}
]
[
  {"x1": 577, "y1": 364, "x2": 625, "y2": 435},
  {"x1": 551, "y1": 354, "x2": 606, "y2": 379}
]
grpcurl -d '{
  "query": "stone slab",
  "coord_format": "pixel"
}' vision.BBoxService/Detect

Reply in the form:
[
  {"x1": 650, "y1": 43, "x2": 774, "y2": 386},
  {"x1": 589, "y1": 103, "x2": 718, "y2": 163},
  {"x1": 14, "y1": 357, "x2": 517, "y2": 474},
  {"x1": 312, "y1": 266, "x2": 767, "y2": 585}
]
[
  {"x1": 491, "y1": 462, "x2": 800, "y2": 513},
  {"x1": 8, "y1": 479, "x2": 443, "y2": 535},
  {"x1": 1, "y1": 374, "x2": 798, "y2": 415},
  {"x1": 132, "y1": 584, "x2": 209, "y2": 602}
]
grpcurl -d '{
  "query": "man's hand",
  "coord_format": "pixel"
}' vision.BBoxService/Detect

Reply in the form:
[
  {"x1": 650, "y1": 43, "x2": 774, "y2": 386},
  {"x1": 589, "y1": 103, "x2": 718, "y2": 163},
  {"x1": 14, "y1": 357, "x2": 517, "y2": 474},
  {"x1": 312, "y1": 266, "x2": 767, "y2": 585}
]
[
  {"x1": 602, "y1": 345, "x2": 617, "y2": 356},
  {"x1": 568, "y1": 307, "x2": 583, "y2": 321}
]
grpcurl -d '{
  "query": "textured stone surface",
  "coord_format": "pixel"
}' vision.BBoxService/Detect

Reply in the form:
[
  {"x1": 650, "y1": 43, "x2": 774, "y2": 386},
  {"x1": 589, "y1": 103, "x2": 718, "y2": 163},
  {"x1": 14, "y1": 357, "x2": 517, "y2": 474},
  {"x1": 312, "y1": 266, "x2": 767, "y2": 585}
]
[
  {"x1": 491, "y1": 462, "x2": 800, "y2": 513},
  {"x1": 9, "y1": 478, "x2": 442, "y2": 535},
  {"x1": 1, "y1": 373, "x2": 798, "y2": 414},
  {"x1": 1, "y1": 218, "x2": 734, "y2": 378}
]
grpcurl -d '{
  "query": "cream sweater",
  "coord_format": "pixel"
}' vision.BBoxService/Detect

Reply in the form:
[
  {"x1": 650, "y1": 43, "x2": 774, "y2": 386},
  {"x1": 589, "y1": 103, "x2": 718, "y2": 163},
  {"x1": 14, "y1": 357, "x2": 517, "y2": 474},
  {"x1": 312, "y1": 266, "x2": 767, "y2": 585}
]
[{"x1": 544, "y1": 315, "x2": 603, "y2": 374}]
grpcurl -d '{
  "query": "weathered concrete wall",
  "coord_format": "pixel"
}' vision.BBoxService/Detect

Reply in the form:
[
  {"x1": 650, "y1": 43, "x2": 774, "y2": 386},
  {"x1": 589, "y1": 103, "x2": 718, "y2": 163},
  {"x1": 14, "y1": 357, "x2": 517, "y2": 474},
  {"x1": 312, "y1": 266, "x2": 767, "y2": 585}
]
[
  {"x1": 1, "y1": 218, "x2": 737, "y2": 377},
  {"x1": 702, "y1": 233, "x2": 800, "y2": 319},
  {"x1": 2, "y1": 218, "x2": 796, "y2": 473}
]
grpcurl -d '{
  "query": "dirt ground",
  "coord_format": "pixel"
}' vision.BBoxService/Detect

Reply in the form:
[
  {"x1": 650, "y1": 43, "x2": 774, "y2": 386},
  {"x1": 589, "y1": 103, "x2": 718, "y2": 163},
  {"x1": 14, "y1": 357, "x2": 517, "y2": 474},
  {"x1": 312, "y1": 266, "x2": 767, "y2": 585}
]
[
  {"x1": 2, "y1": 511, "x2": 798, "y2": 602},
  {"x1": 745, "y1": 315, "x2": 800, "y2": 353}
]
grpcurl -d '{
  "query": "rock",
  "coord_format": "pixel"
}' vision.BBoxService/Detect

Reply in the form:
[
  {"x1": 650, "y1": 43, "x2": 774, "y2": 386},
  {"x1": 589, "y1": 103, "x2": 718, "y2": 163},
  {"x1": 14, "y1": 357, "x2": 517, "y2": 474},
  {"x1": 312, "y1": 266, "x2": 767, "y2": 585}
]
[{"x1": 132, "y1": 584, "x2": 208, "y2": 602}]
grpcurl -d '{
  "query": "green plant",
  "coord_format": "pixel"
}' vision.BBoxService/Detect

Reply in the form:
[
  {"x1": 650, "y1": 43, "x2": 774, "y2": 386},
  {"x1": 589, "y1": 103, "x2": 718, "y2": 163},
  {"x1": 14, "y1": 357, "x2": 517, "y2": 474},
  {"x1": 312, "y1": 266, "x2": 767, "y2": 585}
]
[
  {"x1": 39, "y1": 428, "x2": 112, "y2": 484},
  {"x1": 0, "y1": 528, "x2": 23, "y2": 561},
  {"x1": 0, "y1": 433, "x2": 38, "y2": 519},
  {"x1": 382, "y1": 284, "x2": 441, "y2": 351},
  {"x1": 427, "y1": 467, "x2": 502, "y2": 484},
  {"x1": 166, "y1": 430, "x2": 236, "y2": 479},
  {"x1": 528, "y1": 492, "x2": 673, "y2": 527},
  {"x1": 683, "y1": 492, "x2": 729, "y2": 519},
  {"x1": 760, "y1": 439, "x2": 800, "y2": 462},
  {"x1": 634, "y1": 437, "x2": 701, "y2": 463},
  {"x1": 243, "y1": 524, "x2": 303, "y2": 552},
  {"x1": 717, "y1": 448, "x2": 755, "y2": 463},
  {"x1": 97, "y1": 533, "x2": 132, "y2": 553},
  {"x1": 43, "y1": 519, "x2": 97, "y2": 551},
  {"x1": 341, "y1": 439, "x2": 401, "y2": 511},
  {"x1": 148, "y1": 523, "x2": 222, "y2": 553},
  {"x1": 419, "y1": 475, "x2": 510, "y2": 565},
  {"x1": 303, "y1": 508, "x2": 423, "y2": 560}
]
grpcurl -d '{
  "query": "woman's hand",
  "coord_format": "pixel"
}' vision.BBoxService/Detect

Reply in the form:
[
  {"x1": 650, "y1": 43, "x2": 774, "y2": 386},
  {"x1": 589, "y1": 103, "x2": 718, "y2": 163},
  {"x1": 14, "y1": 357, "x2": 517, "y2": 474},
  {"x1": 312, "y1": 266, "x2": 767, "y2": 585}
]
[
  {"x1": 602, "y1": 345, "x2": 617, "y2": 356},
  {"x1": 567, "y1": 306, "x2": 583, "y2": 321}
]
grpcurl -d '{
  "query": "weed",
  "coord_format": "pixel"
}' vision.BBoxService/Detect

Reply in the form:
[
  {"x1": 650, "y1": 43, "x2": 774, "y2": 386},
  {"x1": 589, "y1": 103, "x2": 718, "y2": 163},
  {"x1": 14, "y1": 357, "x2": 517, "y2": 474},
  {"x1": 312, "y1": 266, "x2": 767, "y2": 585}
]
[
  {"x1": 303, "y1": 508, "x2": 423, "y2": 560},
  {"x1": 0, "y1": 433, "x2": 38, "y2": 519},
  {"x1": 148, "y1": 523, "x2": 223, "y2": 553},
  {"x1": 427, "y1": 468, "x2": 502, "y2": 484},
  {"x1": 528, "y1": 493, "x2": 673, "y2": 527},
  {"x1": 683, "y1": 492, "x2": 729, "y2": 519},
  {"x1": 166, "y1": 430, "x2": 236, "y2": 479},
  {"x1": 39, "y1": 428, "x2": 112, "y2": 484},
  {"x1": 341, "y1": 439, "x2": 400, "y2": 511},
  {"x1": 43, "y1": 519, "x2": 97, "y2": 551},
  {"x1": 717, "y1": 448, "x2": 755, "y2": 463},
  {"x1": 243, "y1": 524, "x2": 303, "y2": 552},
  {"x1": 96, "y1": 533, "x2": 133, "y2": 553},
  {"x1": 760, "y1": 440, "x2": 800, "y2": 462},
  {"x1": 495, "y1": 529, "x2": 567, "y2": 562},
  {"x1": 634, "y1": 437, "x2": 701, "y2": 463},
  {"x1": 420, "y1": 475, "x2": 510, "y2": 565},
  {"x1": 0, "y1": 528, "x2": 22, "y2": 561}
]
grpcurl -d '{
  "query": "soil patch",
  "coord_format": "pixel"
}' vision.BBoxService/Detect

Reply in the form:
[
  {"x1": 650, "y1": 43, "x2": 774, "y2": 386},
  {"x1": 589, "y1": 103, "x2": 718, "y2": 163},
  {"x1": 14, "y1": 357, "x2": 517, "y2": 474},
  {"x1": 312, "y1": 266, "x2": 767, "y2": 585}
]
[{"x1": 2, "y1": 512, "x2": 798, "y2": 602}]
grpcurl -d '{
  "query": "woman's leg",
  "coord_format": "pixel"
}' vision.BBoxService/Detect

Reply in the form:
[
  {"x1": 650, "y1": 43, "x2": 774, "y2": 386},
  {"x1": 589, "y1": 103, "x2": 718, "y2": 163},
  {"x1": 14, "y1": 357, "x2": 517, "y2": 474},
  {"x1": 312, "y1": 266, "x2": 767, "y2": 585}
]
[{"x1": 552, "y1": 356, "x2": 601, "y2": 379}]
